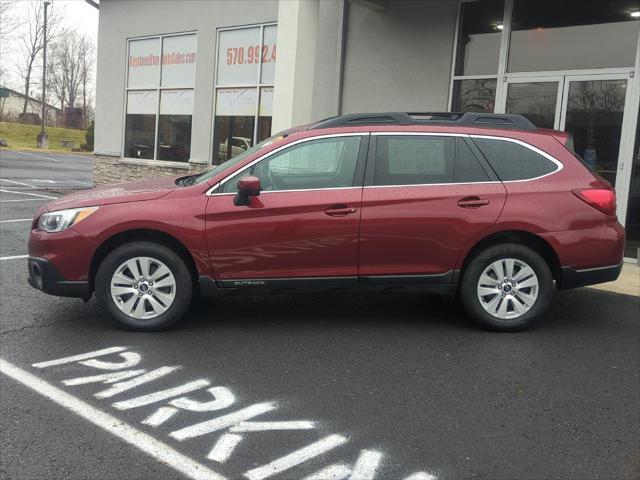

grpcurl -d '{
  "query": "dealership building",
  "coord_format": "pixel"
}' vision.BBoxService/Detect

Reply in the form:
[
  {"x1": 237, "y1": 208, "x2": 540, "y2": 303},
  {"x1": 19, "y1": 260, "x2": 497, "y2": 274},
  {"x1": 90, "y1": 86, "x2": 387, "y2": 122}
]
[{"x1": 91, "y1": 0, "x2": 640, "y2": 260}]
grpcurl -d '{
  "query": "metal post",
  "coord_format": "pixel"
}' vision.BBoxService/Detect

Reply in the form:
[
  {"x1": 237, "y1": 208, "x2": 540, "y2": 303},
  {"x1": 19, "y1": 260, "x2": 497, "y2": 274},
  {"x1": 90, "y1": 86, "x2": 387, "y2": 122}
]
[{"x1": 37, "y1": 1, "x2": 50, "y2": 149}]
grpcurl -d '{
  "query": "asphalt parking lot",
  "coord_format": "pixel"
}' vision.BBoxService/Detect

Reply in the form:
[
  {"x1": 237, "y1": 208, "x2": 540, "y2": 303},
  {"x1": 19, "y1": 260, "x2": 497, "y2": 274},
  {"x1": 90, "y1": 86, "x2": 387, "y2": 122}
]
[{"x1": 0, "y1": 151, "x2": 639, "y2": 480}]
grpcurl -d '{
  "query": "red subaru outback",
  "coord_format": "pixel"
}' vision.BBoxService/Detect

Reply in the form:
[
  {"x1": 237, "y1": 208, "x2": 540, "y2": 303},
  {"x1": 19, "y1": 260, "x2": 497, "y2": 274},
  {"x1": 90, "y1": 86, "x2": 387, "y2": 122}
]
[{"x1": 28, "y1": 113, "x2": 624, "y2": 331}]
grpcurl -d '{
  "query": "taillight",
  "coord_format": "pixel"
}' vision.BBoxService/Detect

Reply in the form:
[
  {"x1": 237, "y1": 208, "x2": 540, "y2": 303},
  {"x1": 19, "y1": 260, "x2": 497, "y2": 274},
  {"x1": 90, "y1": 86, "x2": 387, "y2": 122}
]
[{"x1": 573, "y1": 188, "x2": 616, "y2": 215}]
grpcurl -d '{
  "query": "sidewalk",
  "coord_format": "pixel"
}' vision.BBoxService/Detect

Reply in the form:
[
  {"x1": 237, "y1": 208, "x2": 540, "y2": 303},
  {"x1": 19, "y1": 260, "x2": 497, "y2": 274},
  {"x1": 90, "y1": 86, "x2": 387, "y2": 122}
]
[{"x1": 588, "y1": 262, "x2": 640, "y2": 297}]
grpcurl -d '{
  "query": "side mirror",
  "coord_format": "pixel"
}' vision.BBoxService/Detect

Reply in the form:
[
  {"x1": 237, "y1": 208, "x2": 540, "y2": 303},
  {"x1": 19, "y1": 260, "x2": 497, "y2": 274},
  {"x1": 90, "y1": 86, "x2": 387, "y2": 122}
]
[{"x1": 234, "y1": 175, "x2": 261, "y2": 206}]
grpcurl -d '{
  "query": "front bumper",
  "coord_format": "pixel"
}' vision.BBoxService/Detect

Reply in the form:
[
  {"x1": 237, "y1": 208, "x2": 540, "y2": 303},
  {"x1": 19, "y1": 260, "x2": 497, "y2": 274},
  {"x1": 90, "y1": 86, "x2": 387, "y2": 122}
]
[
  {"x1": 558, "y1": 262, "x2": 623, "y2": 290},
  {"x1": 28, "y1": 257, "x2": 90, "y2": 299}
]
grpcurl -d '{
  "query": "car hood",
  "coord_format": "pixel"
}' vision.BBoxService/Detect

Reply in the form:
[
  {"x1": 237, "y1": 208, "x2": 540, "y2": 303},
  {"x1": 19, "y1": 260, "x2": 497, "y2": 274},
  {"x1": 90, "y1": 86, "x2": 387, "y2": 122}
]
[{"x1": 42, "y1": 176, "x2": 180, "y2": 212}]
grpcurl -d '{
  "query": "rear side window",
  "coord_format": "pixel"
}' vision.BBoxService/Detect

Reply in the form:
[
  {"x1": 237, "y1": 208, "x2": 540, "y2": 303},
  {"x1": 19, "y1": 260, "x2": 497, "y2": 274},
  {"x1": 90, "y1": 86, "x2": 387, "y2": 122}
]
[
  {"x1": 457, "y1": 139, "x2": 491, "y2": 183},
  {"x1": 472, "y1": 137, "x2": 558, "y2": 181},
  {"x1": 374, "y1": 136, "x2": 490, "y2": 186}
]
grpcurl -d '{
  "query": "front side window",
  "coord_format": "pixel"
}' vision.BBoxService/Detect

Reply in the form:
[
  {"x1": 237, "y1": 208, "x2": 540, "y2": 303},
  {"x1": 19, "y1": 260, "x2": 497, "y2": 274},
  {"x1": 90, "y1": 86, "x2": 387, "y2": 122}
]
[
  {"x1": 125, "y1": 33, "x2": 196, "y2": 162},
  {"x1": 221, "y1": 136, "x2": 361, "y2": 193},
  {"x1": 472, "y1": 137, "x2": 558, "y2": 181}
]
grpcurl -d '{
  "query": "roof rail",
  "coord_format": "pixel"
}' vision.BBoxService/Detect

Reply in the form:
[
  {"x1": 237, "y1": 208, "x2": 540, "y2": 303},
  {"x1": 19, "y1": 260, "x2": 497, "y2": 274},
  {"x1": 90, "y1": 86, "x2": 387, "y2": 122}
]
[{"x1": 310, "y1": 112, "x2": 538, "y2": 131}]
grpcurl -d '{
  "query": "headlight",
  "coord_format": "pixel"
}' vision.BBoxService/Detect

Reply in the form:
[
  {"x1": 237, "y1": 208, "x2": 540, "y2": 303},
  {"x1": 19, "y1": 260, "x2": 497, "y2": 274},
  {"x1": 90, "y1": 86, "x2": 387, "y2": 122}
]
[{"x1": 37, "y1": 207, "x2": 99, "y2": 233}]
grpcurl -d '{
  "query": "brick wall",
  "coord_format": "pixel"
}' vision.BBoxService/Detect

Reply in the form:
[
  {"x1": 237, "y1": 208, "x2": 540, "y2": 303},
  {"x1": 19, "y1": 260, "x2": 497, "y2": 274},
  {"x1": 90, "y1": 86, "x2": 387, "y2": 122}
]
[{"x1": 93, "y1": 155, "x2": 208, "y2": 187}]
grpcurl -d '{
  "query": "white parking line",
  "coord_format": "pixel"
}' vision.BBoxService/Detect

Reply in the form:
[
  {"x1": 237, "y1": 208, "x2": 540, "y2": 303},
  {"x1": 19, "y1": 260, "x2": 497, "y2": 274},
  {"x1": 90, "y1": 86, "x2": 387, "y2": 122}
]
[
  {"x1": 66, "y1": 179, "x2": 94, "y2": 186},
  {"x1": 0, "y1": 255, "x2": 28, "y2": 261},
  {"x1": 0, "y1": 218, "x2": 32, "y2": 223},
  {"x1": 0, "y1": 178, "x2": 36, "y2": 188},
  {"x1": 0, "y1": 189, "x2": 57, "y2": 199},
  {"x1": 0, "y1": 359, "x2": 226, "y2": 480},
  {"x1": 9, "y1": 150, "x2": 62, "y2": 163}
]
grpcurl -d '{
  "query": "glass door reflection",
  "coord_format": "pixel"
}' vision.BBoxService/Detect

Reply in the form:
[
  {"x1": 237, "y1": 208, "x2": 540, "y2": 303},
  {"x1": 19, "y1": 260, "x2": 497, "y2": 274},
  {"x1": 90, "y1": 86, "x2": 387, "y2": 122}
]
[
  {"x1": 505, "y1": 81, "x2": 560, "y2": 129},
  {"x1": 561, "y1": 78, "x2": 627, "y2": 187}
]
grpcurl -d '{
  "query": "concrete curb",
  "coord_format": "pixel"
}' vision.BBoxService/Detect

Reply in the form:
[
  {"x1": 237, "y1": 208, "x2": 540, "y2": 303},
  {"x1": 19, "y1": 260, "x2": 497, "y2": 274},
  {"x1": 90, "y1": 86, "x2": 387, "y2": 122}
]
[{"x1": 588, "y1": 263, "x2": 640, "y2": 297}]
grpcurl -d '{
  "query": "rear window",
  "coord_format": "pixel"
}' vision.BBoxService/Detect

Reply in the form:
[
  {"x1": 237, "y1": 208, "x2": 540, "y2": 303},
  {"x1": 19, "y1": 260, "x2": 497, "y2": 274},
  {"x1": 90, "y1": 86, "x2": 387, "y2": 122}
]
[
  {"x1": 373, "y1": 136, "x2": 490, "y2": 186},
  {"x1": 472, "y1": 137, "x2": 558, "y2": 181}
]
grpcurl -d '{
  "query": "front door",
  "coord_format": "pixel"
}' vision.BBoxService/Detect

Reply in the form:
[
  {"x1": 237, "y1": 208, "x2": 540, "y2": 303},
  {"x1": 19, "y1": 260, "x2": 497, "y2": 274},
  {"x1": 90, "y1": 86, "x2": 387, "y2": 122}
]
[
  {"x1": 205, "y1": 134, "x2": 367, "y2": 282},
  {"x1": 358, "y1": 133, "x2": 507, "y2": 278}
]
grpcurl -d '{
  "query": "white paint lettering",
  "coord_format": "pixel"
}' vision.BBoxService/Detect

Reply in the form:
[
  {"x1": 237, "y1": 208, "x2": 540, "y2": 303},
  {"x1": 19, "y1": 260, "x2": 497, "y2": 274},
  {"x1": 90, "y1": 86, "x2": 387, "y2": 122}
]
[
  {"x1": 142, "y1": 407, "x2": 179, "y2": 427},
  {"x1": 95, "y1": 366, "x2": 179, "y2": 399},
  {"x1": 403, "y1": 473, "x2": 437, "y2": 480},
  {"x1": 170, "y1": 386, "x2": 235, "y2": 412},
  {"x1": 243, "y1": 434, "x2": 349, "y2": 480},
  {"x1": 32, "y1": 346, "x2": 128, "y2": 368},
  {"x1": 207, "y1": 433, "x2": 243, "y2": 463},
  {"x1": 303, "y1": 464, "x2": 351, "y2": 480},
  {"x1": 170, "y1": 402, "x2": 277, "y2": 441},
  {"x1": 79, "y1": 352, "x2": 142, "y2": 370},
  {"x1": 112, "y1": 380, "x2": 210, "y2": 410},
  {"x1": 350, "y1": 450, "x2": 383, "y2": 480},
  {"x1": 229, "y1": 421, "x2": 315, "y2": 432},
  {"x1": 62, "y1": 369, "x2": 147, "y2": 386}
]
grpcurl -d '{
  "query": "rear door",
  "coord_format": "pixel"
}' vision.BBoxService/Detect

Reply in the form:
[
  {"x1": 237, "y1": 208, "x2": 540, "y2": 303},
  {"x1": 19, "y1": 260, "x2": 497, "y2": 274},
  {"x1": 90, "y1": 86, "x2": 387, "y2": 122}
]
[
  {"x1": 358, "y1": 133, "x2": 506, "y2": 279},
  {"x1": 205, "y1": 134, "x2": 368, "y2": 282}
]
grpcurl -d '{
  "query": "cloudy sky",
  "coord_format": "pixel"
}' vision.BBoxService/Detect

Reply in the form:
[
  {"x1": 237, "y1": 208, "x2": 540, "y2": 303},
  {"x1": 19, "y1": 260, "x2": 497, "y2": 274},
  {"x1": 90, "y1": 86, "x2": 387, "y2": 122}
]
[{"x1": 2, "y1": 0, "x2": 99, "y2": 95}]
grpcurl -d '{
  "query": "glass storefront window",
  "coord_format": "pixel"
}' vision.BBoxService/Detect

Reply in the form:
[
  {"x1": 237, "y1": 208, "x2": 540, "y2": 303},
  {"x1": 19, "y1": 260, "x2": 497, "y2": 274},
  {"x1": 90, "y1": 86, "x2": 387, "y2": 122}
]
[
  {"x1": 213, "y1": 117, "x2": 255, "y2": 163},
  {"x1": 508, "y1": 0, "x2": 640, "y2": 72},
  {"x1": 258, "y1": 87, "x2": 273, "y2": 144},
  {"x1": 505, "y1": 82, "x2": 558, "y2": 129},
  {"x1": 124, "y1": 90, "x2": 157, "y2": 160},
  {"x1": 451, "y1": 79, "x2": 497, "y2": 113},
  {"x1": 127, "y1": 38, "x2": 160, "y2": 89},
  {"x1": 158, "y1": 90, "x2": 193, "y2": 162},
  {"x1": 124, "y1": 33, "x2": 197, "y2": 161},
  {"x1": 454, "y1": 0, "x2": 504, "y2": 76},
  {"x1": 161, "y1": 34, "x2": 197, "y2": 87},
  {"x1": 260, "y1": 25, "x2": 277, "y2": 84},
  {"x1": 213, "y1": 24, "x2": 277, "y2": 165}
]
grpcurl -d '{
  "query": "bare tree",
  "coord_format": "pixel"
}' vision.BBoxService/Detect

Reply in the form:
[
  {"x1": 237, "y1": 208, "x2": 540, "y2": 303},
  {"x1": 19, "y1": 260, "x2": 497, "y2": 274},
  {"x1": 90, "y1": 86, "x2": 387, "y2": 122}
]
[
  {"x1": 80, "y1": 36, "x2": 95, "y2": 128},
  {"x1": 0, "y1": 0, "x2": 19, "y2": 87},
  {"x1": 47, "y1": 31, "x2": 94, "y2": 126},
  {"x1": 14, "y1": 1, "x2": 65, "y2": 116}
]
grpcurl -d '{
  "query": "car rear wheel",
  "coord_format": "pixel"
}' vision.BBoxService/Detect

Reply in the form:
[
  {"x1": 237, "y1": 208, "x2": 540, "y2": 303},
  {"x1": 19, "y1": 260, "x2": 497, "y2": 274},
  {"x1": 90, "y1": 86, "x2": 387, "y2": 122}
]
[
  {"x1": 461, "y1": 243, "x2": 553, "y2": 331},
  {"x1": 95, "y1": 241, "x2": 193, "y2": 331}
]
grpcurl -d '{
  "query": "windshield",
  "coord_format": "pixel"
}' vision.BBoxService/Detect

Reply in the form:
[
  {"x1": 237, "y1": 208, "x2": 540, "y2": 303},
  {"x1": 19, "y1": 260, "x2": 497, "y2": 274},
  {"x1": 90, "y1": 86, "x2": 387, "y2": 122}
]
[{"x1": 192, "y1": 133, "x2": 289, "y2": 185}]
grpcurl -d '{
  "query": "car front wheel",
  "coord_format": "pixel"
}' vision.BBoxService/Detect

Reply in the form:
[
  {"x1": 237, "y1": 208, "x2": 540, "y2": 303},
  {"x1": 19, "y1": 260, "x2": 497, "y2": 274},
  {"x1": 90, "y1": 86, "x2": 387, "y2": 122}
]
[
  {"x1": 95, "y1": 241, "x2": 193, "y2": 331},
  {"x1": 461, "y1": 243, "x2": 554, "y2": 331}
]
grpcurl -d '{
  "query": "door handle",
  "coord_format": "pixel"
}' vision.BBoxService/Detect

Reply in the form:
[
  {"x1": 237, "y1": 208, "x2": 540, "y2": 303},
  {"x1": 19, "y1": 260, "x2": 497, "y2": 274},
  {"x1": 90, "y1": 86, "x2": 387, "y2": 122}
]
[
  {"x1": 325, "y1": 205, "x2": 357, "y2": 216},
  {"x1": 457, "y1": 196, "x2": 490, "y2": 208}
]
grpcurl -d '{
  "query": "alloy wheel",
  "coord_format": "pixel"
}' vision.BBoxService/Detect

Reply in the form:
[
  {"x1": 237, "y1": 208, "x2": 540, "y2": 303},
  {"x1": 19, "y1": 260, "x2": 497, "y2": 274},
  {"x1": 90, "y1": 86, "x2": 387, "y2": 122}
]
[
  {"x1": 477, "y1": 258, "x2": 539, "y2": 320},
  {"x1": 110, "y1": 256, "x2": 176, "y2": 320}
]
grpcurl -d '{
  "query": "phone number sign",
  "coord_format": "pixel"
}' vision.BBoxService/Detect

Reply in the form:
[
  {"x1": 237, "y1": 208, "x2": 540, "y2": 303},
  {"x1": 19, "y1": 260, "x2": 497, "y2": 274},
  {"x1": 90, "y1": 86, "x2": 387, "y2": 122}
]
[{"x1": 217, "y1": 25, "x2": 277, "y2": 86}]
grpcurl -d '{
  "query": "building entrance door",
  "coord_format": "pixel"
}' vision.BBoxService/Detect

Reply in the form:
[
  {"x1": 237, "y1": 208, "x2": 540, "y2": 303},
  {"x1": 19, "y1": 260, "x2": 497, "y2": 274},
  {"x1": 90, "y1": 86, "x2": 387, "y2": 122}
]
[
  {"x1": 559, "y1": 75, "x2": 630, "y2": 190},
  {"x1": 499, "y1": 72, "x2": 639, "y2": 256},
  {"x1": 503, "y1": 77, "x2": 563, "y2": 130}
]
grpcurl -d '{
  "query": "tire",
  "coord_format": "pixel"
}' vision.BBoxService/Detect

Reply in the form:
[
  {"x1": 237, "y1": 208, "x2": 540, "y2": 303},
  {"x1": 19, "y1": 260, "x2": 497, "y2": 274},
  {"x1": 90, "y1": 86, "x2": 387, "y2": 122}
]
[
  {"x1": 95, "y1": 241, "x2": 193, "y2": 331},
  {"x1": 460, "y1": 243, "x2": 553, "y2": 332}
]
